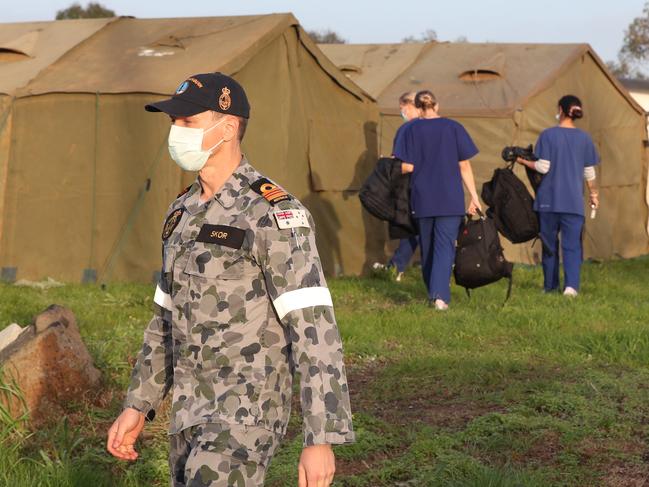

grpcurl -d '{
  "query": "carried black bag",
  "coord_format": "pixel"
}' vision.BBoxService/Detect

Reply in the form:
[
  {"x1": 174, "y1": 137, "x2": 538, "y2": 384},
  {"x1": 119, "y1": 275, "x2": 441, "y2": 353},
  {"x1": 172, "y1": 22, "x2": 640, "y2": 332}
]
[
  {"x1": 481, "y1": 163, "x2": 539, "y2": 244},
  {"x1": 454, "y1": 210, "x2": 513, "y2": 300},
  {"x1": 359, "y1": 157, "x2": 417, "y2": 236}
]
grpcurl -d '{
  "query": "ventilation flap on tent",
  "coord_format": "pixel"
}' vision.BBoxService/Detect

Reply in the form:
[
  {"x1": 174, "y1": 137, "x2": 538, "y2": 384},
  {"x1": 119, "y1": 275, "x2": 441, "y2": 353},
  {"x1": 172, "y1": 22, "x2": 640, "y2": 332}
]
[
  {"x1": 0, "y1": 30, "x2": 40, "y2": 62},
  {"x1": 340, "y1": 64, "x2": 362, "y2": 75},
  {"x1": 459, "y1": 51, "x2": 505, "y2": 82},
  {"x1": 459, "y1": 69, "x2": 502, "y2": 82}
]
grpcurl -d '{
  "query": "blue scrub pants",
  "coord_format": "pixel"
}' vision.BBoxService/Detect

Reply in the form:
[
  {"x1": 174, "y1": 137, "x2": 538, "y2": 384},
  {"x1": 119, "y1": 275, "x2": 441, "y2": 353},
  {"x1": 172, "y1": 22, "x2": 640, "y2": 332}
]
[
  {"x1": 417, "y1": 216, "x2": 462, "y2": 303},
  {"x1": 539, "y1": 212, "x2": 584, "y2": 291},
  {"x1": 389, "y1": 236, "x2": 419, "y2": 273}
]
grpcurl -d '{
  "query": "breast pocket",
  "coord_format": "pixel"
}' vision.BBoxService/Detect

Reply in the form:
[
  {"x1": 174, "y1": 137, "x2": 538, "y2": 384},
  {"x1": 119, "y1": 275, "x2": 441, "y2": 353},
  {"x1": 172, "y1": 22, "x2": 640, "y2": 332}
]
[{"x1": 183, "y1": 244, "x2": 257, "y2": 335}]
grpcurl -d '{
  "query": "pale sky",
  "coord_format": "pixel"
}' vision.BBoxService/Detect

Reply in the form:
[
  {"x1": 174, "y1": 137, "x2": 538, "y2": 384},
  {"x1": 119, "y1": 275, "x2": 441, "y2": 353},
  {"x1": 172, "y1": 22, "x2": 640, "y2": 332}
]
[{"x1": 2, "y1": 0, "x2": 646, "y2": 64}]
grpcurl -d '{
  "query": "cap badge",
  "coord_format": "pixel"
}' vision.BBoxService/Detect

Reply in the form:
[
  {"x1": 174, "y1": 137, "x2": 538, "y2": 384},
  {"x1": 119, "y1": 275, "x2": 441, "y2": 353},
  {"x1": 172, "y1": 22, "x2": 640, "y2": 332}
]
[
  {"x1": 175, "y1": 81, "x2": 189, "y2": 95},
  {"x1": 219, "y1": 86, "x2": 232, "y2": 111}
]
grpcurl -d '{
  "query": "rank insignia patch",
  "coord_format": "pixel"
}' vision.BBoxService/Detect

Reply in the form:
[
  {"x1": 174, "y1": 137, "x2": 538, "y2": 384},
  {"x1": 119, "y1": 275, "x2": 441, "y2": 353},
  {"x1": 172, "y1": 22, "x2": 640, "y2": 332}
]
[
  {"x1": 162, "y1": 208, "x2": 184, "y2": 240},
  {"x1": 250, "y1": 178, "x2": 292, "y2": 206},
  {"x1": 196, "y1": 225, "x2": 245, "y2": 249}
]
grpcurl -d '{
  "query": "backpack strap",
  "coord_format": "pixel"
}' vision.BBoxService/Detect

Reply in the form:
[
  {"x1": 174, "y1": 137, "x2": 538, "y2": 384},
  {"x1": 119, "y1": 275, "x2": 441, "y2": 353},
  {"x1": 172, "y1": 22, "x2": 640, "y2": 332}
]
[{"x1": 504, "y1": 274, "x2": 513, "y2": 303}]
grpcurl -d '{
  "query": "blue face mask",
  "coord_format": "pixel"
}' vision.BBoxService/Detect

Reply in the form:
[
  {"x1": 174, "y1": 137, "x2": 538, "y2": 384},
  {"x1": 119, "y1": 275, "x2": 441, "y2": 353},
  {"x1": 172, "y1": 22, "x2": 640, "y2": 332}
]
[{"x1": 401, "y1": 111, "x2": 408, "y2": 122}]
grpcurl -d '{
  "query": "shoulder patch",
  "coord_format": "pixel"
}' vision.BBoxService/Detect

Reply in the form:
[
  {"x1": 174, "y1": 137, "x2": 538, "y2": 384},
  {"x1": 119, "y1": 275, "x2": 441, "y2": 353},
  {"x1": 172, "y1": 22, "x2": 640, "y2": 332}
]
[
  {"x1": 177, "y1": 185, "x2": 192, "y2": 198},
  {"x1": 250, "y1": 178, "x2": 292, "y2": 206},
  {"x1": 162, "y1": 208, "x2": 184, "y2": 240},
  {"x1": 273, "y1": 209, "x2": 309, "y2": 230}
]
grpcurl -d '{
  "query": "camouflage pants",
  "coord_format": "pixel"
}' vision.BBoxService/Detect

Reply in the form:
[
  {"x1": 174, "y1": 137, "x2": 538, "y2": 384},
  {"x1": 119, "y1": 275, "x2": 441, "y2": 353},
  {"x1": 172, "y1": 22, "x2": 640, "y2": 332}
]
[{"x1": 169, "y1": 422, "x2": 283, "y2": 487}]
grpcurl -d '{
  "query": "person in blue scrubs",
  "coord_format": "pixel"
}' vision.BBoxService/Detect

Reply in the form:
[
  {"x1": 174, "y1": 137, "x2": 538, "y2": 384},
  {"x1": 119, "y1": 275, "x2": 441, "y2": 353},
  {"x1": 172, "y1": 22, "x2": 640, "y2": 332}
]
[
  {"x1": 394, "y1": 90, "x2": 481, "y2": 310},
  {"x1": 516, "y1": 95, "x2": 600, "y2": 296},
  {"x1": 388, "y1": 92, "x2": 420, "y2": 281}
]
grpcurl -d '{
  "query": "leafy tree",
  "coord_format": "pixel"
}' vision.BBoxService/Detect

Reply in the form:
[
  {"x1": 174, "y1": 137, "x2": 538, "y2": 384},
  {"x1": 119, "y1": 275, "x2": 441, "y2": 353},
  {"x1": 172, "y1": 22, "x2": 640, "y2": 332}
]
[
  {"x1": 307, "y1": 29, "x2": 346, "y2": 44},
  {"x1": 55, "y1": 2, "x2": 115, "y2": 20},
  {"x1": 610, "y1": 1, "x2": 648, "y2": 79},
  {"x1": 402, "y1": 29, "x2": 437, "y2": 43}
]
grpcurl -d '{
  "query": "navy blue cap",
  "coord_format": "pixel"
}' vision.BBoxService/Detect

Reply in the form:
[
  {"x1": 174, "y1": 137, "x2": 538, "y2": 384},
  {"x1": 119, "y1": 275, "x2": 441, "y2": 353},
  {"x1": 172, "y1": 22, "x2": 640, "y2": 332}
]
[{"x1": 145, "y1": 72, "x2": 250, "y2": 118}]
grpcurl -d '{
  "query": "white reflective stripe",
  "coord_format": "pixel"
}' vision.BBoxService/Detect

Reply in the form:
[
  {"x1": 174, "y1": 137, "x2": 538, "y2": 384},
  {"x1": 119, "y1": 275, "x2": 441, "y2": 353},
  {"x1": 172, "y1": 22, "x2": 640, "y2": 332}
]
[
  {"x1": 153, "y1": 285, "x2": 173, "y2": 311},
  {"x1": 584, "y1": 166, "x2": 596, "y2": 181},
  {"x1": 272, "y1": 287, "x2": 333, "y2": 320},
  {"x1": 534, "y1": 159, "x2": 551, "y2": 174}
]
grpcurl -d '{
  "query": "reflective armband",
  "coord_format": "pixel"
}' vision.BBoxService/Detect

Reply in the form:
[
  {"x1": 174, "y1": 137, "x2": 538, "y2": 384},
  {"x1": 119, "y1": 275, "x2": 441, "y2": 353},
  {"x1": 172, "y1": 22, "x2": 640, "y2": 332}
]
[{"x1": 272, "y1": 287, "x2": 333, "y2": 320}]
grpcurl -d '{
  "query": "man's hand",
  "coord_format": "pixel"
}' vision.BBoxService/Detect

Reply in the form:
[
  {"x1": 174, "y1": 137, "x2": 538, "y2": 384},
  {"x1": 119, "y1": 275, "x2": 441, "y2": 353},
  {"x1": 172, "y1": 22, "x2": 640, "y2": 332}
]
[
  {"x1": 107, "y1": 407, "x2": 146, "y2": 461},
  {"x1": 298, "y1": 444, "x2": 336, "y2": 487}
]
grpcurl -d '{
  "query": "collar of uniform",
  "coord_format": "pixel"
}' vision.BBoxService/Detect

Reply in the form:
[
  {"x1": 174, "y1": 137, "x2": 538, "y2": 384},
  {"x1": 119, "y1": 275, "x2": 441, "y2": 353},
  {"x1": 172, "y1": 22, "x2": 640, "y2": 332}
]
[
  {"x1": 214, "y1": 156, "x2": 255, "y2": 210},
  {"x1": 181, "y1": 181, "x2": 206, "y2": 216}
]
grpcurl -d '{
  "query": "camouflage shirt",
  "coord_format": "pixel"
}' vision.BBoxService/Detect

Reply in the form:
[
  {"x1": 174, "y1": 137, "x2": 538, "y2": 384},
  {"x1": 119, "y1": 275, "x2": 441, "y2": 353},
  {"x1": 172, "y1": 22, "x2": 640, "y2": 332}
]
[{"x1": 124, "y1": 157, "x2": 354, "y2": 446}]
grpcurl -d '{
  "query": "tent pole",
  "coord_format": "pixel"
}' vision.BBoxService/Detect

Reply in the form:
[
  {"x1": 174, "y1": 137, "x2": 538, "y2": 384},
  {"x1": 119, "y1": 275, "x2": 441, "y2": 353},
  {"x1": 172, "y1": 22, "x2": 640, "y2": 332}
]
[
  {"x1": 0, "y1": 99, "x2": 14, "y2": 265},
  {"x1": 84, "y1": 93, "x2": 100, "y2": 283}
]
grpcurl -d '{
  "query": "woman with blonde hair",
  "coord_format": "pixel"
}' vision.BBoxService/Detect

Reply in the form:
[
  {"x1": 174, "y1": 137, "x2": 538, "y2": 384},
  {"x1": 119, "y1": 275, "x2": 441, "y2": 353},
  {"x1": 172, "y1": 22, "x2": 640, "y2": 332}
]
[{"x1": 394, "y1": 90, "x2": 481, "y2": 309}]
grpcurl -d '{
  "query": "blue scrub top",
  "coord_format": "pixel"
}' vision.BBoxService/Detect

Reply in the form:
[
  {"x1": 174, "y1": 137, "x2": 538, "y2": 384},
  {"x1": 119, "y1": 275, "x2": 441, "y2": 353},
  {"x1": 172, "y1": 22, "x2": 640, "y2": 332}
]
[
  {"x1": 393, "y1": 118, "x2": 478, "y2": 217},
  {"x1": 534, "y1": 127, "x2": 600, "y2": 216}
]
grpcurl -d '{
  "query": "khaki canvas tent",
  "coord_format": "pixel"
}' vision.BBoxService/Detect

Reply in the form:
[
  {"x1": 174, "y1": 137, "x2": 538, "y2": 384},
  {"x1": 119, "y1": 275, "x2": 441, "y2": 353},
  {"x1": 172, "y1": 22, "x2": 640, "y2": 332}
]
[
  {"x1": 0, "y1": 14, "x2": 382, "y2": 283},
  {"x1": 321, "y1": 42, "x2": 649, "y2": 263}
]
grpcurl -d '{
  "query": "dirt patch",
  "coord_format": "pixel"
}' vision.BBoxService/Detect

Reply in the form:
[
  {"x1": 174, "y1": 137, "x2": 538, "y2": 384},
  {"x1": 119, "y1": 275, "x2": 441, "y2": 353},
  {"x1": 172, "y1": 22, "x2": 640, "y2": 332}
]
[
  {"x1": 346, "y1": 359, "x2": 502, "y2": 430},
  {"x1": 604, "y1": 464, "x2": 649, "y2": 487},
  {"x1": 511, "y1": 430, "x2": 561, "y2": 466}
]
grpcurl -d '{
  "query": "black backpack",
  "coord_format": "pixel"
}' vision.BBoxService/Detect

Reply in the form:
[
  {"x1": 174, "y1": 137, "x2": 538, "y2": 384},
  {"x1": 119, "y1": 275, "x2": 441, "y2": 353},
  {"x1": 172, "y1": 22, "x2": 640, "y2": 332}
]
[
  {"x1": 481, "y1": 163, "x2": 539, "y2": 244},
  {"x1": 454, "y1": 210, "x2": 513, "y2": 300}
]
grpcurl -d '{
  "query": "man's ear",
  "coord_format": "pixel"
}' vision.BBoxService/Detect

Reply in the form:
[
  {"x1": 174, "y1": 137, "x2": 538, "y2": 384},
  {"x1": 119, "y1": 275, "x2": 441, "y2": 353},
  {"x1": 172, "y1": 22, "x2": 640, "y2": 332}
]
[{"x1": 223, "y1": 117, "x2": 238, "y2": 142}]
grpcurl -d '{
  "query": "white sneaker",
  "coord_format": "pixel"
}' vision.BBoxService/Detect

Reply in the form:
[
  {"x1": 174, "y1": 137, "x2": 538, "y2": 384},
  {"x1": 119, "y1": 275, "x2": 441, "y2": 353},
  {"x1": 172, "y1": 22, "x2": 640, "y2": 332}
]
[
  {"x1": 396, "y1": 272, "x2": 404, "y2": 282},
  {"x1": 372, "y1": 262, "x2": 386, "y2": 270},
  {"x1": 434, "y1": 299, "x2": 448, "y2": 310},
  {"x1": 563, "y1": 287, "x2": 578, "y2": 297}
]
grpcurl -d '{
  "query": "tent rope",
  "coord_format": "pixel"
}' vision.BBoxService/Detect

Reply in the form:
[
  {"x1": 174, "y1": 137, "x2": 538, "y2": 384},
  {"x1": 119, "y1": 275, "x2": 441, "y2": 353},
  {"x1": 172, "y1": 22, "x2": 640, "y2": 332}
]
[{"x1": 99, "y1": 132, "x2": 169, "y2": 283}]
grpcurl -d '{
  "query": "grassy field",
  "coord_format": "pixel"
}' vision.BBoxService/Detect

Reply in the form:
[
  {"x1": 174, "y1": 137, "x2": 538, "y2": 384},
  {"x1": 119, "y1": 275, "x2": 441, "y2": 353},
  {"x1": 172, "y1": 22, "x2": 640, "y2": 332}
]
[{"x1": 1, "y1": 257, "x2": 649, "y2": 486}]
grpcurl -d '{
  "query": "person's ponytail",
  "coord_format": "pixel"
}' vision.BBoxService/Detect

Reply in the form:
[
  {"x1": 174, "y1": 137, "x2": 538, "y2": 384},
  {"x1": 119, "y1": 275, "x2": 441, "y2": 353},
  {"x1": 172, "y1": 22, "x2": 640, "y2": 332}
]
[{"x1": 559, "y1": 95, "x2": 583, "y2": 120}]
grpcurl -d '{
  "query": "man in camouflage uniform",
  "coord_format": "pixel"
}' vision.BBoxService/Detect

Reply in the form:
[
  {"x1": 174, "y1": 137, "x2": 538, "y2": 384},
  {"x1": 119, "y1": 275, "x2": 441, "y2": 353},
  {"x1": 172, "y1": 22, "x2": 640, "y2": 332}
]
[{"x1": 107, "y1": 73, "x2": 354, "y2": 487}]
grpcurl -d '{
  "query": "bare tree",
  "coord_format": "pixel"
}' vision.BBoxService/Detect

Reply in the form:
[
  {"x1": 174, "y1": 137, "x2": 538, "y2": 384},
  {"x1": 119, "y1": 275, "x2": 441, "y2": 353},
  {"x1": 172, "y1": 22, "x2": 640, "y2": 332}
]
[
  {"x1": 402, "y1": 29, "x2": 437, "y2": 43},
  {"x1": 56, "y1": 2, "x2": 115, "y2": 20},
  {"x1": 307, "y1": 29, "x2": 347, "y2": 44}
]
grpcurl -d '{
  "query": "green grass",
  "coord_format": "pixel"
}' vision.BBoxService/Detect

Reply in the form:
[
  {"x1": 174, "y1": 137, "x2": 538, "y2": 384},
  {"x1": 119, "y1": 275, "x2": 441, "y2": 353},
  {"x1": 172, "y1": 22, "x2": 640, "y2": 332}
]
[{"x1": 1, "y1": 257, "x2": 649, "y2": 486}]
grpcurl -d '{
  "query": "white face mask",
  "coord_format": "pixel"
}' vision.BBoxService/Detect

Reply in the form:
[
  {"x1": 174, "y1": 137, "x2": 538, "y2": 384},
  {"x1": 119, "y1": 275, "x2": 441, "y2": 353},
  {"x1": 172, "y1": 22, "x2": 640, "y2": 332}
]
[
  {"x1": 168, "y1": 118, "x2": 226, "y2": 171},
  {"x1": 555, "y1": 113, "x2": 561, "y2": 121},
  {"x1": 400, "y1": 111, "x2": 408, "y2": 121}
]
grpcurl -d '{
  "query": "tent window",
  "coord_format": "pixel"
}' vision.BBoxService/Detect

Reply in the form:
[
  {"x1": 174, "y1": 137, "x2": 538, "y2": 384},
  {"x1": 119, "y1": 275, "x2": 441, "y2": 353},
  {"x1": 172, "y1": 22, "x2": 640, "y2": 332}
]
[
  {"x1": 459, "y1": 69, "x2": 501, "y2": 82},
  {"x1": 0, "y1": 48, "x2": 29, "y2": 63}
]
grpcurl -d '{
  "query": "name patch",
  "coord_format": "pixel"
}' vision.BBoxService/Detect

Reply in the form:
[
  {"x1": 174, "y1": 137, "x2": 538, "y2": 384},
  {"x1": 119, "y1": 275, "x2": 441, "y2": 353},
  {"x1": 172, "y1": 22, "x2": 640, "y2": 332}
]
[
  {"x1": 162, "y1": 208, "x2": 184, "y2": 240},
  {"x1": 196, "y1": 225, "x2": 245, "y2": 249},
  {"x1": 250, "y1": 178, "x2": 292, "y2": 206},
  {"x1": 273, "y1": 209, "x2": 309, "y2": 230}
]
